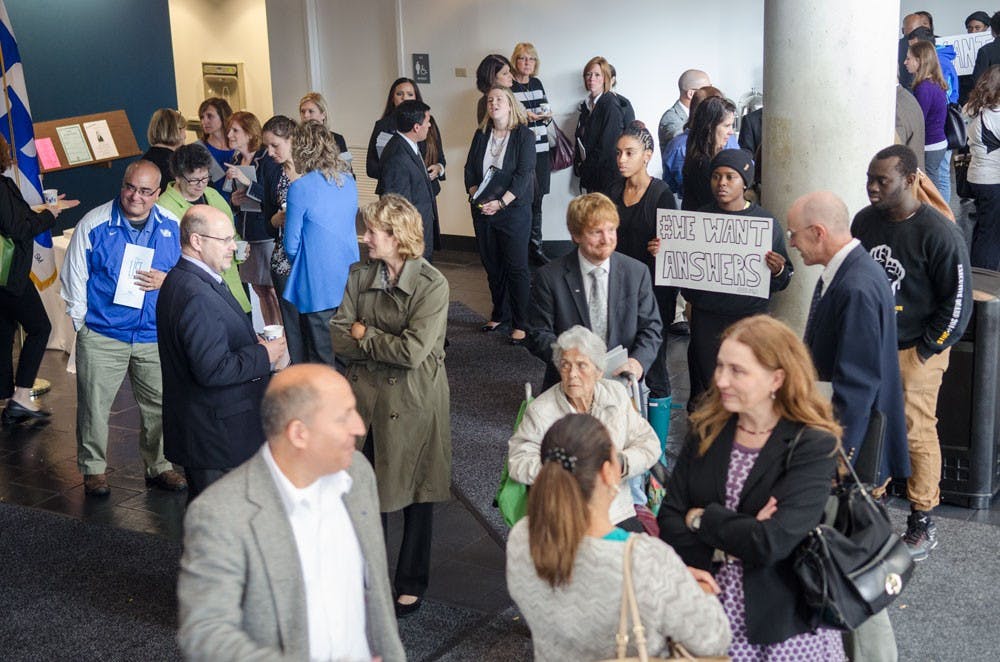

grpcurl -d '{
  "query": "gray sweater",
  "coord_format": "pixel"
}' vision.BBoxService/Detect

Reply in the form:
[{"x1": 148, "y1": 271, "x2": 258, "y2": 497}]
[{"x1": 506, "y1": 520, "x2": 732, "y2": 661}]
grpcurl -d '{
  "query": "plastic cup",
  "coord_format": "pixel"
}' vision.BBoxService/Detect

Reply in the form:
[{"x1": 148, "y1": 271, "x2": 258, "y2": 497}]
[
  {"x1": 261, "y1": 324, "x2": 284, "y2": 341},
  {"x1": 235, "y1": 240, "x2": 249, "y2": 261}
]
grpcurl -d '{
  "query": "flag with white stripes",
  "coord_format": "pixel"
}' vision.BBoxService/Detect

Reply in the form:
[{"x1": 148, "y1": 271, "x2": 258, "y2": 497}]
[{"x1": 0, "y1": 2, "x2": 55, "y2": 289}]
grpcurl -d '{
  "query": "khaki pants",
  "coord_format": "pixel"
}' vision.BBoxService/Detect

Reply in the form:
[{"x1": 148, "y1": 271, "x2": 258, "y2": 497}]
[
  {"x1": 75, "y1": 326, "x2": 171, "y2": 477},
  {"x1": 897, "y1": 346, "x2": 950, "y2": 512}
]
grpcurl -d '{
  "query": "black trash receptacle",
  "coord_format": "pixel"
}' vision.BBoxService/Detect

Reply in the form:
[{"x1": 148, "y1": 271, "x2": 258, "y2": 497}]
[{"x1": 935, "y1": 268, "x2": 1000, "y2": 508}]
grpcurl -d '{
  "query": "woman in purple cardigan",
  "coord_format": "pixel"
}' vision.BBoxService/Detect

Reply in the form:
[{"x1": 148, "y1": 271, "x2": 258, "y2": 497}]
[{"x1": 905, "y1": 40, "x2": 951, "y2": 200}]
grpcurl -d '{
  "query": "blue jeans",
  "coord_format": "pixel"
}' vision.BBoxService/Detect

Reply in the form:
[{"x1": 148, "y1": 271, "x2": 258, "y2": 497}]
[{"x1": 925, "y1": 148, "x2": 951, "y2": 203}]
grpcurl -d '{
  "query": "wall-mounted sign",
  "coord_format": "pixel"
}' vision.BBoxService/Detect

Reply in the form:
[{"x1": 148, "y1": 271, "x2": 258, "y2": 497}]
[{"x1": 412, "y1": 53, "x2": 430, "y2": 84}]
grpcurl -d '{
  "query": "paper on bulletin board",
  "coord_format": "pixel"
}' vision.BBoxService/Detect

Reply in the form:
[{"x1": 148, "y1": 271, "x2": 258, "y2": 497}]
[
  {"x1": 35, "y1": 137, "x2": 61, "y2": 170},
  {"x1": 113, "y1": 243, "x2": 155, "y2": 309},
  {"x1": 83, "y1": 119, "x2": 119, "y2": 160},
  {"x1": 654, "y1": 209, "x2": 772, "y2": 299},
  {"x1": 55, "y1": 125, "x2": 93, "y2": 165}
]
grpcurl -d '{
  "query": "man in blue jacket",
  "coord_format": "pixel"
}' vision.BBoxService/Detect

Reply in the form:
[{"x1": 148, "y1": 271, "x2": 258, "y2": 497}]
[{"x1": 61, "y1": 160, "x2": 187, "y2": 497}]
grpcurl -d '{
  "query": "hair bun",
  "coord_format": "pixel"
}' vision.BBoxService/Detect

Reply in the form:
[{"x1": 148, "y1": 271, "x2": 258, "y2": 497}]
[{"x1": 629, "y1": 119, "x2": 647, "y2": 131}]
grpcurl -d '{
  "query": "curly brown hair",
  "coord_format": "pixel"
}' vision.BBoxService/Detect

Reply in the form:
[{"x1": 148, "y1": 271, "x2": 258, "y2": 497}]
[
  {"x1": 291, "y1": 121, "x2": 350, "y2": 185},
  {"x1": 967, "y1": 64, "x2": 1000, "y2": 115}
]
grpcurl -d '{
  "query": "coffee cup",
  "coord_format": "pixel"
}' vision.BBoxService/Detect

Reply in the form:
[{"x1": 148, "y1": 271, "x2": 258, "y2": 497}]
[
  {"x1": 235, "y1": 240, "x2": 249, "y2": 261},
  {"x1": 43, "y1": 188, "x2": 59, "y2": 207},
  {"x1": 261, "y1": 324, "x2": 284, "y2": 341}
]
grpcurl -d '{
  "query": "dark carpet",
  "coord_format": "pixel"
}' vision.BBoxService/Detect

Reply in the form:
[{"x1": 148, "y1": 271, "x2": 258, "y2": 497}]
[{"x1": 445, "y1": 302, "x2": 545, "y2": 541}]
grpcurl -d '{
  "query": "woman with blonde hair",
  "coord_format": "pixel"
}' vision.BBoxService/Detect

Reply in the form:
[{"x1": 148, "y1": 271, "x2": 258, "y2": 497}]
[
  {"x1": 507, "y1": 413, "x2": 731, "y2": 661},
  {"x1": 574, "y1": 56, "x2": 627, "y2": 195},
  {"x1": 224, "y1": 110, "x2": 283, "y2": 326},
  {"x1": 141, "y1": 108, "x2": 186, "y2": 185},
  {"x1": 659, "y1": 314, "x2": 844, "y2": 660},
  {"x1": 905, "y1": 39, "x2": 951, "y2": 199},
  {"x1": 298, "y1": 91, "x2": 353, "y2": 175},
  {"x1": 511, "y1": 42, "x2": 553, "y2": 265},
  {"x1": 330, "y1": 194, "x2": 451, "y2": 617},
  {"x1": 284, "y1": 120, "x2": 358, "y2": 365},
  {"x1": 464, "y1": 85, "x2": 536, "y2": 344}
]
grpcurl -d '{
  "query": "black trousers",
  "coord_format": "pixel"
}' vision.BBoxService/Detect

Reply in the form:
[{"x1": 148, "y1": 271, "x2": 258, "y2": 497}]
[
  {"x1": 970, "y1": 182, "x2": 1000, "y2": 270},
  {"x1": 473, "y1": 205, "x2": 531, "y2": 330},
  {"x1": 185, "y1": 467, "x2": 229, "y2": 503},
  {"x1": 688, "y1": 308, "x2": 741, "y2": 411},
  {"x1": 645, "y1": 285, "x2": 677, "y2": 399},
  {"x1": 0, "y1": 284, "x2": 51, "y2": 399},
  {"x1": 363, "y1": 432, "x2": 434, "y2": 597}
]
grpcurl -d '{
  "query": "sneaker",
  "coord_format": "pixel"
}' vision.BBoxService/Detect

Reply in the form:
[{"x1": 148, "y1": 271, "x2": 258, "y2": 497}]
[{"x1": 902, "y1": 510, "x2": 938, "y2": 561}]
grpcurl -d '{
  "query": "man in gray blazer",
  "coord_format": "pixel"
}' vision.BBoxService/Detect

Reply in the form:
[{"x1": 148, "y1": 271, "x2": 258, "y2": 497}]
[{"x1": 177, "y1": 364, "x2": 405, "y2": 662}]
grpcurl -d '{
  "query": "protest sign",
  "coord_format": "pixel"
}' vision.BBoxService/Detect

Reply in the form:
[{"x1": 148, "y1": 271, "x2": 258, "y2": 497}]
[
  {"x1": 654, "y1": 209, "x2": 772, "y2": 299},
  {"x1": 937, "y1": 31, "x2": 993, "y2": 77}
]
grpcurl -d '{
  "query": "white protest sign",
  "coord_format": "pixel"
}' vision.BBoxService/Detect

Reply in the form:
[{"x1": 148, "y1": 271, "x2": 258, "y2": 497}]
[
  {"x1": 937, "y1": 31, "x2": 993, "y2": 77},
  {"x1": 654, "y1": 209, "x2": 772, "y2": 300}
]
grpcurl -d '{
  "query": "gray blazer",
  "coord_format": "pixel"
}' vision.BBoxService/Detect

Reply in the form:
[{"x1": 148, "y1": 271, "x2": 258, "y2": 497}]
[{"x1": 177, "y1": 449, "x2": 406, "y2": 661}]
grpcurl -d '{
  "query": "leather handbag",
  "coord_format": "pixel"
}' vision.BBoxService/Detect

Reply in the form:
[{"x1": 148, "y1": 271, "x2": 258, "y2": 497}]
[
  {"x1": 789, "y1": 438, "x2": 915, "y2": 631},
  {"x1": 597, "y1": 535, "x2": 730, "y2": 662},
  {"x1": 548, "y1": 121, "x2": 574, "y2": 172},
  {"x1": 912, "y1": 168, "x2": 955, "y2": 222},
  {"x1": 944, "y1": 102, "x2": 967, "y2": 151}
]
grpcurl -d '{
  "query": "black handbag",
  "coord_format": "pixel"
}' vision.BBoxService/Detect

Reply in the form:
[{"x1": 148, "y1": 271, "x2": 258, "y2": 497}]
[
  {"x1": 788, "y1": 433, "x2": 915, "y2": 631},
  {"x1": 944, "y1": 103, "x2": 967, "y2": 150}
]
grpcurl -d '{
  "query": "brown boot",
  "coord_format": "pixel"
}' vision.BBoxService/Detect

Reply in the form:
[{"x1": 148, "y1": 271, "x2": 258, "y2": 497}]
[
  {"x1": 146, "y1": 469, "x2": 188, "y2": 492},
  {"x1": 84, "y1": 473, "x2": 110, "y2": 497}
]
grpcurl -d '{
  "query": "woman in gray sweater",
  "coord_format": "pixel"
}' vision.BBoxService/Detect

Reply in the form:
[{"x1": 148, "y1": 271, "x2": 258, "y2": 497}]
[{"x1": 506, "y1": 414, "x2": 731, "y2": 661}]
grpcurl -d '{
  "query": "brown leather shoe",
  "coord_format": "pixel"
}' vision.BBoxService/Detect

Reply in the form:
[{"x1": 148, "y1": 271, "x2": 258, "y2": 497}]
[
  {"x1": 84, "y1": 473, "x2": 110, "y2": 497},
  {"x1": 146, "y1": 469, "x2": 188, "y2": 492}
]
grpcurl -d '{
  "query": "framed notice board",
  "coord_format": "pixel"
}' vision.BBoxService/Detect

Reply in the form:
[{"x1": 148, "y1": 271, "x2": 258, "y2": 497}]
[{"x1": 32, "y1": 109, "x2": 140, "y2": 173}]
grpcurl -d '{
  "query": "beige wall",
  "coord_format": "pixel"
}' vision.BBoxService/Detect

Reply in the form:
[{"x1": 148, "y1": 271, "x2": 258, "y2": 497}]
[{"x1": 168, "y1": 0, "x2": 274, "y2": 125}]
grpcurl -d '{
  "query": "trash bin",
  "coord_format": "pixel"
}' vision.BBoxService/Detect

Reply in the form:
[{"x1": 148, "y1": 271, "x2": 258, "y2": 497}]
[{"x1": 935, "y1": 268, "x2": 1000, "y2": 508}]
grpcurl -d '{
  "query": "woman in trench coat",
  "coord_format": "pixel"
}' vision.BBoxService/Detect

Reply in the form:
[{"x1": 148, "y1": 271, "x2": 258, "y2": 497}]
[{"x1": 330, "y1": 194, "x2": 451, "y2": 618}]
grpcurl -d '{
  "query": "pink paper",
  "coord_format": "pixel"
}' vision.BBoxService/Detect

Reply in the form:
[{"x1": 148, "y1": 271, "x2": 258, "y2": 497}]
[{"x1": 35, "y1": 137, "x2": 61, "y2": 170}]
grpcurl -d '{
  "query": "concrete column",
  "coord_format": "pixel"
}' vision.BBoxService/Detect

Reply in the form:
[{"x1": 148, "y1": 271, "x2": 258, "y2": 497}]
[{"x1": 763, "y1": 0, "x2": 900, "y2": 333}]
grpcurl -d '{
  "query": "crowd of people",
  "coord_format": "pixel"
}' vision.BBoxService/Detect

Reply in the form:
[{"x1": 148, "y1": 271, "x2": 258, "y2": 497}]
[{"x1": 0, "y1": 12, "x2": 990, "y2": 661}]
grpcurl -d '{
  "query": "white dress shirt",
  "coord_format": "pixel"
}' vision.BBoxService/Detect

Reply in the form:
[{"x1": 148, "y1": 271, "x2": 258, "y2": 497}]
[
  {"x1": 262, "y1": 445, "x2": 371, "y2": 662},
  {"x1": 819, "y1": 238, "x2": 860, "y2": 297}
]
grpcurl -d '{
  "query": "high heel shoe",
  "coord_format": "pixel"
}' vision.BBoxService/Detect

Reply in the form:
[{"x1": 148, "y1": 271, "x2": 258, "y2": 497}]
[{"x1": 480, "y1": 322, "x2": 503, "y2": 333}]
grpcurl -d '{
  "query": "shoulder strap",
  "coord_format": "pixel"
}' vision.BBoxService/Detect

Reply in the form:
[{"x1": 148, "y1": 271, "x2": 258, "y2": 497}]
[{"x1": 615, "y1": 535, "x2": 650, "y2": 662}]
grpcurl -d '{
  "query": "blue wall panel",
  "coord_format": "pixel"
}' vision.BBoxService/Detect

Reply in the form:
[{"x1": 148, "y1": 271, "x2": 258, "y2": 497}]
[{"x1": 6, "y1": 0, "x2": 176, "y2": 231}]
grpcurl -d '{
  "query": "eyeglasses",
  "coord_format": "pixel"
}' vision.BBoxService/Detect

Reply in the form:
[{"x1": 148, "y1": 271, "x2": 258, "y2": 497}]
[
  {"x1": 182, "y1": 175, "x2": 210, "y2": 186},
  {"x1": 785, "y1": 225, "x2": 816, "y2": 241},
  {"x1": 122, "y1": 182, "x2": 158, "y2": 198},
  {"x1": 196, "y1": 233, "x2": 236, "y2": 245}
]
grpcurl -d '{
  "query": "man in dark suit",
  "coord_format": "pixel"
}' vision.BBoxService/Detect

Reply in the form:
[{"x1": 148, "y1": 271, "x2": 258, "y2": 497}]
[
  {"x1": 789, "y1": 189, "x2": 907, "y2": 662},
  {"x1": 177, "y1": 364, "x2": 405, "y2": 661},
  {"x1": 157, "y1": 205, "x2": 286, "y2": 499},
  {"x1": 788, "y1": 191, "x2": 910, "y2": 485},
  {"x1": 375, "y1": 99, "x2": 438, "y2": 261},
  {"x1": 527, "y1": 192, "x2": 661, "y2": 388}
]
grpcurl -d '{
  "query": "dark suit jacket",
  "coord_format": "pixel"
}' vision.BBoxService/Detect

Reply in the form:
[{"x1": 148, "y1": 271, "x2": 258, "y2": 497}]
[
  {"x1": 177, "y1": 450, "x2": 405, "y2": 661},
  {"x1": 973, "y1": 39, "x2": 1000, "y2": 84},
  {"x1": 376, "y1": 133, "x2": 439, "y2": 256},
  {"x1": 574, "y1": 93, "x2": 626, "y2": 195},
  {"x1": 805, "y1": 244, "x2": 910, "y2": 483},
  {"x1": 463, "y1": 124, "x2": 536, "y2": 208},
  {"x1": 366, "y1": 115, "x2": 445, "y2": 197},
  {"x1": 658, "y1": 419, "x2": 837, "y2": 645},
  {"x1": 527, "y1": 248, "x2": 662, "y2": 388},
  {"x1": 157, "y1": 258, "x2": 271, "y2": 470}
]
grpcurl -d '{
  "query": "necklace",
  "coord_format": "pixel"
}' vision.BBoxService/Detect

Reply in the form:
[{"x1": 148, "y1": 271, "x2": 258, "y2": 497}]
[
  {"x1": 736, "y1": 423, "x2": 775, "y2": 436},
  {"x1": 489, "y1": 130, "x2": 509, "y2": 157}
]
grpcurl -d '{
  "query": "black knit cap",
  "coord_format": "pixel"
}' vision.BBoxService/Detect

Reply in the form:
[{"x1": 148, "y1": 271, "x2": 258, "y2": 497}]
[
  {"x1": 710, "y1": 149, "x2": 755, "y2": 188},
  {"x1": 967, "y1": 11, "x2": 991, "y2": 28}
]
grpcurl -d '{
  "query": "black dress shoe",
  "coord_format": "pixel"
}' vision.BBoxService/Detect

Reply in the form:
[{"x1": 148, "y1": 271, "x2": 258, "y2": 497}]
[
  {"x1": 480, "y1": 322, "x2": 503, "y2": 333},
  {"x1": 395, "y1": 596, "x2": 423, "y2": 617},
  {"x1": 509, "y1": 335, "x2": 527, "y2": 347},
  {"x1": 1, "y1": 400, "x2": 52, "y2": 424}
]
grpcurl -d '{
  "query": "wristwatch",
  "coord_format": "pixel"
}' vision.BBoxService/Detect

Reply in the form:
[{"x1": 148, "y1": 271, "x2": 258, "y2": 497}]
[{"x1": 688, "y1": 512, "x2": 702, "y2": 532}]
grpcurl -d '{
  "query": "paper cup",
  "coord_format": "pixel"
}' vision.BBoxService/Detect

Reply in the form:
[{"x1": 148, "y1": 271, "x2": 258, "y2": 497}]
[
  {"x1": 43, "y1": 189, "x2": 58, "y2": 206},
  {"x1": 261, "y1": 324, "x2": 284, "y2": 341},
  {"x1": 235, "y1": 240, "x2": 249, "y2": 261}
]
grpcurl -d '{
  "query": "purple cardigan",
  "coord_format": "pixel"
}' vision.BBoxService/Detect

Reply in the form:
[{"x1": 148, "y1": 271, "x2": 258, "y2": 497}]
[{"x1": 912, "y1": 79, "x2": 947, "y2": 146}]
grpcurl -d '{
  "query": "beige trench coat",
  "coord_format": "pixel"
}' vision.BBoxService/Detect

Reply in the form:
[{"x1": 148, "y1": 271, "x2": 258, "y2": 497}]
[{"x1": 330, "y1": 258, "x2": 452, "y2": 512}]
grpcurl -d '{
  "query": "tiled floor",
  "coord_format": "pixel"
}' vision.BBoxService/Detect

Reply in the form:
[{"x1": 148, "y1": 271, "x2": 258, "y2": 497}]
[{"x1": 2, "y1": 246, "x2": 998, "y2": 628}]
